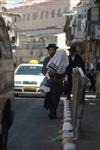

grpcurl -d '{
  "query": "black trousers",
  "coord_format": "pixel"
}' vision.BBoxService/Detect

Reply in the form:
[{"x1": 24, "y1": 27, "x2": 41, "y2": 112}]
[
  {"x1": 66, "y1": 75, "x2": 72, "y2": 99},
  {"x1": 43, "y1": 81, "x2": 63, "y2": 114}
]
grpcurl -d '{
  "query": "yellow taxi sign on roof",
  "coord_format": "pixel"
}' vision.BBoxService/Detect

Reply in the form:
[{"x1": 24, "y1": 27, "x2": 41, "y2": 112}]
[{"x1": 28, "y1": 59, "x2": 38, "y2": 64}]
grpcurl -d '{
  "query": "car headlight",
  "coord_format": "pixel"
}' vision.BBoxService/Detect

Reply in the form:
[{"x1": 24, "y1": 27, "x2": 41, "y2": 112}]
[{"x1": 15, "y1": 81, "x2": 21, "y2": 84}]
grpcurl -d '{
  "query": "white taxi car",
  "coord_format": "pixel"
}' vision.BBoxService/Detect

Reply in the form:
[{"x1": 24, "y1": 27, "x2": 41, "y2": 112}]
[{"x1": 14, "y1": 63, "x2": 44, "y2": 96}]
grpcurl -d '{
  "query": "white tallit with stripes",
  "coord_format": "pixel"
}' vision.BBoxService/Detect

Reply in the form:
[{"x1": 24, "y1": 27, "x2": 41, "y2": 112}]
[{"x1": 46, "y1": 49, "x2": 69, "y2": 76}]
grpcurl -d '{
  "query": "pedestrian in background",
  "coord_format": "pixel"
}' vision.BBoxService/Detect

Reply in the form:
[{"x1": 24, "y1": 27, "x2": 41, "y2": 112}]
[
  {"x1": 46, "y1": 49, "x2": 69, "y2": 119},
  {"x1": 41, "y1": 43, "x2": 58, "y2": 116},
  {"x1": 88, "y1": 68, "x2": 96, "y2": 93},
  {"x1": 66, "y1": 43, "x2": 86, "y2": 101},
  {"x1": 41, "y1": 44, "x2": 69, "y2": 119},
  {"x1": 41, "y1": 43, "x2": 58, "y2": 76}
]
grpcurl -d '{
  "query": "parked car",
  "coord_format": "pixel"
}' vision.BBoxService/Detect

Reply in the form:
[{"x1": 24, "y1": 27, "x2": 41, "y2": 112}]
[
  {"x1": 0, "y1": 15, "x2": 15, "y2": 150},
  {"x1": 14, "y1": 63, "x2": 45, "y2": 96}
]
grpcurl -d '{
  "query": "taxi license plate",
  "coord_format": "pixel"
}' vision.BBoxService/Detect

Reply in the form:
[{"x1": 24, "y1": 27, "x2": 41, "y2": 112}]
[{"x1": 24, "y1": 86, "x2": 36, "y2": 91}]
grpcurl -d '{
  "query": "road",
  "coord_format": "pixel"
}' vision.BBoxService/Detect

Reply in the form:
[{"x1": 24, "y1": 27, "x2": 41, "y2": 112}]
[{"x1": 7, "y1": 96, "x2": 63, "y2": 150}]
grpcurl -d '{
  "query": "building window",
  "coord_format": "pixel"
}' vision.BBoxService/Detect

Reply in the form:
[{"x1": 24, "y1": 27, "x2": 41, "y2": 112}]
[
  {"x1": 19, "y1": 37, "x2": 45, "y2": 49},
  {"x1": 32, "y1": 12, "x2": 38, "y2": 20},
  {"x1": 57, "y1": 8, "x2": 62, "y2": 17},
  {"x1": 78, "y1": 14, "x2": 82, "y2": 19},
  {"x1": 64, "y1": 7, "x2": 67, "y2": 13},
  {"x1": 14, "y1": 16, "x2": 17, "y2": 22},
  {"x1": 91, "y1": 7, "x2": 99, "y2": 21},
  {"x1": 27, "y1": 13, "x2": 30, "y2": 21},
  {"x1": 45, "y1": 11, "x2": 49, "y2": 19},
  {"x1": 23, "y1": 14, "x2": 26, "y2": 21},
  {"x1": 77, "y1": 19, "x2": 81, "y2": 31},
  {"x1": 15, "y1": 16, "x2": 21, "y2": 22},
  {"x1": 40, "y1": 11, "x2": 44, "y2": 19},
  {"x1": 51, "y1": 9, "x2": 55, "y2": 18}
]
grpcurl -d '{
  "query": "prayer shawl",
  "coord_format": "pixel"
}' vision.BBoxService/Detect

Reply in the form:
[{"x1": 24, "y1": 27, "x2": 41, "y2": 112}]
[{"x1": 46, "y1": 49, "x2": 69, "y2": 77}]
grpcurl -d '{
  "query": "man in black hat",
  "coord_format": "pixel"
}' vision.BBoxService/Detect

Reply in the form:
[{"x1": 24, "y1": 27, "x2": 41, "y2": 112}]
[
  {"x1": 66, "y1": 43, "x2": 85, "y2": 100},
  {"x1": 41, "y1": 43, "x2": 58, "y2": 75},
  {"x1": 41, "y1": 43, "x2": 59, "y2": 119}
]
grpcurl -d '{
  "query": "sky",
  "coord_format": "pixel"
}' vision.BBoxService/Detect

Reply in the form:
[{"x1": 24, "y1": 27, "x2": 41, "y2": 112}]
[
  {"x1": 5, "y1": 0, "x2": 23, "y2": 7},
  {"x1": 5, "y1": 0, "x2": 48, "y2": 8}
]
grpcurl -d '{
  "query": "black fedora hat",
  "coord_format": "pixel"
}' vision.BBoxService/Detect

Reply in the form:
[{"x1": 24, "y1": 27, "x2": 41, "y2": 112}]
[{"x1": 46, "y1": 43, "x2": 58, "y2": 49}]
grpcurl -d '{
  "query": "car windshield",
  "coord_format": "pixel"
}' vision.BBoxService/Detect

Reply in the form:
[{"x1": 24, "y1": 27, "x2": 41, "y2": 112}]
[{"x1": 15, "y1": 65, "x2": 43, "y2": 75}]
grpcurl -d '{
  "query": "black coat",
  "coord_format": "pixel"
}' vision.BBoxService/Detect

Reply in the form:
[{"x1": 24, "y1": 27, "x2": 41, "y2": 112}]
[
  {"x1": 65, "y1": 54, "x2": 85, "y2": 101},
  {"x1": 41, "y1": 56, "x2": 50, "y2": 75},
  {"x1": 66, "y1": 54, "x2": 85, "y2": 75}
]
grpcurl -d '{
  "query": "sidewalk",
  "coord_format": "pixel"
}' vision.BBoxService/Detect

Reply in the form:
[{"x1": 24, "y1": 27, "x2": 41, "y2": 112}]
[{"x1": 77, "y1": 94, "x2": 100, "y2": 150}]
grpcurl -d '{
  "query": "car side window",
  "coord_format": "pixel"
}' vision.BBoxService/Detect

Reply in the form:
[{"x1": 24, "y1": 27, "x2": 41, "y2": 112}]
[{"x1": 0, "y1": 17, "x2": 12, "y2": 59}]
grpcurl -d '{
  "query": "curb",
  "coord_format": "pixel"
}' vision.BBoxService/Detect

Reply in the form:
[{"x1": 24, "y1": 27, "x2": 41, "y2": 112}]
[{"x1": 60, "y1": 97, "x2": 76, "y2": 150}]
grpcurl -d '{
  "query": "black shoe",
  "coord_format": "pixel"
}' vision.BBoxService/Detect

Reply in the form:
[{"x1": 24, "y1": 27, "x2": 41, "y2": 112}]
[
  {"x1": 48, "y1": 113, "x2": 57, "y2": 120},
  {"x1": 48, "y1": 113, "x2": 54, "y2": 120},
  {"x1": 53, "y1": 113, "x2": 57, "y2": 119}
]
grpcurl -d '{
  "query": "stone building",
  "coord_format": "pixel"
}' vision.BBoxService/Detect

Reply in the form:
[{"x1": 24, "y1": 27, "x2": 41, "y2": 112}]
[
  {"x1": 64, "y1": 0, "x2": 100, "y2": 97},
  {"x1": 7, "y1": 0, "x2": 80, "y2": 64}
]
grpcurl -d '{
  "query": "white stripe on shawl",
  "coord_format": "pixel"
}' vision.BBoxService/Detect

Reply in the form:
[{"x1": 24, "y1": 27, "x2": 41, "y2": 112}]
[{"x1": 47, "y1": 49, "x2": 69, "y2": 75}]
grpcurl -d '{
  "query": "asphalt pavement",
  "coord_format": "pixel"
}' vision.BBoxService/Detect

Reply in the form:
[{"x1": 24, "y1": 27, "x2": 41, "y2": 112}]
[
  {"x1": 7, "y1": 94, "x2": 100, "y2": 150},
  {"x1": 7, "y1": 97, "x2": 63, "y2": 150}
]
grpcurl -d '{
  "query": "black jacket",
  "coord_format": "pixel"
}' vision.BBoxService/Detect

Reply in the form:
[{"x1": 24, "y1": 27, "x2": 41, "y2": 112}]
[
  {"x1": 66, "y1": 54, "x2": 85, "y2": 75},
  {"x1": 41, "y1": 56, "x2": 50, "y2": 75}
]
